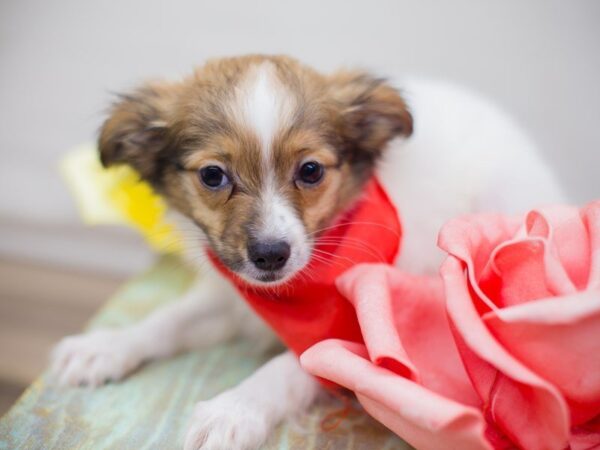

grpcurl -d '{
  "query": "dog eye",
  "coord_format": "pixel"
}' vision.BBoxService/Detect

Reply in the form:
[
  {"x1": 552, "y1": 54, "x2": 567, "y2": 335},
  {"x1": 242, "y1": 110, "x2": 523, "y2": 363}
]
[
  {"x1": 198, "y1": 166, "x2": 229, "y2": 189},
  {"x1": 297, "y1": 161, "x2": 324, "y2": 185}
]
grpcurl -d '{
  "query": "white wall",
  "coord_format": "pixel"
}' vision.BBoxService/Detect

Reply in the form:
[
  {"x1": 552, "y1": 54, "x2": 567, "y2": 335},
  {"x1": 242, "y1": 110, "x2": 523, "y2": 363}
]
[{"x1": 0, "y1": 0, "x2": 599, "y2": 275}]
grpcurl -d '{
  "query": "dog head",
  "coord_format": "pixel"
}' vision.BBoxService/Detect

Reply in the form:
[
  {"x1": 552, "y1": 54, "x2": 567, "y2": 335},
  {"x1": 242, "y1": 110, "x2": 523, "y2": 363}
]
[{"x1": 99, "y1": 55, "x2": 412, "y2": 284}]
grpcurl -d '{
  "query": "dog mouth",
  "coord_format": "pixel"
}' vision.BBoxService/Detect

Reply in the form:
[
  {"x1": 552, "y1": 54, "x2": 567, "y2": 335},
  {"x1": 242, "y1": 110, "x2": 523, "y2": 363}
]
[
  {"x1": 254, "y1": 270, "x2": 286, "y2": 284},
  {"x1": 232, "y1": 266, "x2": 294, "y2": 286}
]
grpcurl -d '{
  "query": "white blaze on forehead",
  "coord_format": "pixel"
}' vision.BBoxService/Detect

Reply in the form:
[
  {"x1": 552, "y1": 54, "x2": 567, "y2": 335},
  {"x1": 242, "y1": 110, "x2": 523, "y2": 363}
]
[
  {"x1": 232, "y1": 62, "x2": 303, "y2": 243},
  {"x1": 257, "y1": 180, "x2": 303, "y2": 240},
  {"x1": 227, "y1": 63, "x2": 311, "y2": 280},
  {"x1": 234, "y1": 62, "x2": 296, "y2": 159}
]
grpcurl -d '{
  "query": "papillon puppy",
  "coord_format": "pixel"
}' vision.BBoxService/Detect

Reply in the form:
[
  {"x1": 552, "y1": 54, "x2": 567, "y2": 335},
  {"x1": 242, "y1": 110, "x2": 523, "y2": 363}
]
[{"x1": 51, "y1": 55, "x2": 565, "y2": 450}]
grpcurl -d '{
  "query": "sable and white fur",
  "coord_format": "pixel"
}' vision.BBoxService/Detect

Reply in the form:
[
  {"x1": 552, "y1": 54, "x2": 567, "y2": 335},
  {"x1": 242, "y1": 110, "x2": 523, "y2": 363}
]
[{"x1": 52, "y1": 57, "x2": 565, "y2": 450}]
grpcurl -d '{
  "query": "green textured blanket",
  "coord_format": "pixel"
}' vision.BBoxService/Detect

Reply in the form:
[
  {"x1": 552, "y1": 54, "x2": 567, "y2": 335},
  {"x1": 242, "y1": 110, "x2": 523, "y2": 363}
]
[{"x1": 0, "y1": 256, "x2": 408, "y2": 449}]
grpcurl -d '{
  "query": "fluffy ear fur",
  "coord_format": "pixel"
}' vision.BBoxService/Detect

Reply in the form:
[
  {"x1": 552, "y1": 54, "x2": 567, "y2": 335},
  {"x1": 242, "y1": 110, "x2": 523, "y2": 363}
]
[
  {"x1": 327, "y1": 71, "x2": 413, "y2": 165},
  {"x1": 98, "y1": 82, "x2": 180, "y2": 182}
]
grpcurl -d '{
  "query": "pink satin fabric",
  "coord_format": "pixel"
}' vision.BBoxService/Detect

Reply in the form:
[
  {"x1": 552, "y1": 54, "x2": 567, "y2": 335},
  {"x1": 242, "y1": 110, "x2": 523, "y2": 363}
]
[{"x1": 301, "y1": 201, "x2": 600, "y2": 450}]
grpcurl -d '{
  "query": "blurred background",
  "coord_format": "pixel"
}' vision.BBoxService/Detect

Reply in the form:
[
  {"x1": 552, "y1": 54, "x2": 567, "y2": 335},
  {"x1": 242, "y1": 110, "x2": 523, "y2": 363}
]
[{"x1": 0, "y1": 0, "x2": 599, "y2": 414}]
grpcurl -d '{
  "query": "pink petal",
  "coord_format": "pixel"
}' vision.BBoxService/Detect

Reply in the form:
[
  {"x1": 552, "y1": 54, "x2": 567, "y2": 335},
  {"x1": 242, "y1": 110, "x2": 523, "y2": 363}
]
[
  {"x1": 438, "y1": 214, "x2": 522, "y2": 311},
  {"x1": 582, "y1": 200, "x2": 600, "y2": 290},
  {"x1": 438, "y1": 214, "x2": 521, "y2": 279},
  {"x1": 301, "y1": 340, "x2": 492, "y2": 450},
  {"x1": 483, "y1": 290, "x2": 600, "y2": 425},
  {"x1": 442, "y1": 257, "x2": 570, "y2": 450},
  {"x1": 336, "y1": 264, "x2": 417, "y2": 380},
  {"x1": 526, "y1": 207, "x2": 590, "y2": 290},
  {"x1": 486, "y1": 235, "x2": 576, "y2": 307},
  {"x1": 569, "y1": 415, "x2": 600, "y2": 450},
  {"x1": 489, "y1": 239, "x2": 554, "y2": 307},
  {"x1": 337, "y1": 263, "x2": 480, "y2": 405}
]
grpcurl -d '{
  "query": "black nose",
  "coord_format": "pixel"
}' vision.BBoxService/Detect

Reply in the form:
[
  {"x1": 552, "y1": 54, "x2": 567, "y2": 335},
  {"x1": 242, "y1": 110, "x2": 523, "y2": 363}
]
[{"x1": 248, "y1": 240, "x2": 291, "y2": 271}]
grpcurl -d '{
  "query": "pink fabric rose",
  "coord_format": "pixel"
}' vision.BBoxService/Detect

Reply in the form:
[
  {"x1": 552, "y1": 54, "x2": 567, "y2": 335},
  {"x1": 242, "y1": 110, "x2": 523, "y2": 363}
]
[{"x1": 300, "y1": 201, "x2": 600, "y2": 450}]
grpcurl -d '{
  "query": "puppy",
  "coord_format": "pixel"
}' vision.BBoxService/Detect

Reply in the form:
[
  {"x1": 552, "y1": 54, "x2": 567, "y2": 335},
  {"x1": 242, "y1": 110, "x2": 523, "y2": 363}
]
[{"x1": 52, "y1": 55, "x2": 565, "y2": 449}]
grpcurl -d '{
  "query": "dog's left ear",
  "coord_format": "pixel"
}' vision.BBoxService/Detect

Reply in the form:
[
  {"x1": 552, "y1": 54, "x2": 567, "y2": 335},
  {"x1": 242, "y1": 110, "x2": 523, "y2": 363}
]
[{"x1": 327, "y1": 71, "x2": 413, "y2": 163}]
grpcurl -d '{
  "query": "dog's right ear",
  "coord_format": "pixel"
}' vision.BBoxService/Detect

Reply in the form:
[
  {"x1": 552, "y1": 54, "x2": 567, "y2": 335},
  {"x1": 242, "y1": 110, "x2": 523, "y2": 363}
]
[{"x1": 98, "y1": 82, "x2": 180, "y2": 181}]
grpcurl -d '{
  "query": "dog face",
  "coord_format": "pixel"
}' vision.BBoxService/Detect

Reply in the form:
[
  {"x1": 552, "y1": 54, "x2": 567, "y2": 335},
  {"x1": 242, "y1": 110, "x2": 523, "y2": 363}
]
[{"x1": 99, "y1": 55, "x2": 412, "y2": 284}]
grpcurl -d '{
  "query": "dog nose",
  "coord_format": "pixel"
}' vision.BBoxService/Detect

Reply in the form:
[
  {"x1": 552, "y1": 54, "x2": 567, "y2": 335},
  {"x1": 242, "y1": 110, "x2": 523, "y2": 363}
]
[{"x1": 248, "y1": 240, "x2": 291, "y2": 271}]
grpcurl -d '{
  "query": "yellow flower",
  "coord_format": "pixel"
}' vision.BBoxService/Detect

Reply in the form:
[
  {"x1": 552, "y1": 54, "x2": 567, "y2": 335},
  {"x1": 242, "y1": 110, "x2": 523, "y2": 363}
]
[{"x1": 60, "y1": 145, "x2": 183, "y2": 253}]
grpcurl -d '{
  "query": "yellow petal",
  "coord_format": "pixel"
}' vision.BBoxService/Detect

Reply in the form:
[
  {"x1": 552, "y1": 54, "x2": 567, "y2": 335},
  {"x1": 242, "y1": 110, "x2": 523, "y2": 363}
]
[{"x1": 60, "y1": 144, "x2": 183, "y2": 254}]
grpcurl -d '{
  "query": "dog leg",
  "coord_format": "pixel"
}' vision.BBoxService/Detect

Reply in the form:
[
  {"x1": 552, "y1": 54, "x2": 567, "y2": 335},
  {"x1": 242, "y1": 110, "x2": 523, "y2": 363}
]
[
  {"x1": 184, "y1": 351, "x2": 319, "y2": 450},
  {"x1": 51, "y1": 272, "x2": 239, "y2": 387}
]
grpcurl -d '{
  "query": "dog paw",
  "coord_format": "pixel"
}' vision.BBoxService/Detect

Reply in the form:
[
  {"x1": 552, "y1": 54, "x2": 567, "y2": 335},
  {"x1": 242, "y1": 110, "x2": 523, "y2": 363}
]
[
  {"x1": 51, "y1": 329, "x2": 144, "y2": 387},
  {"x1": 184, "y1": 391, "x2": 270, "y2": 450}
]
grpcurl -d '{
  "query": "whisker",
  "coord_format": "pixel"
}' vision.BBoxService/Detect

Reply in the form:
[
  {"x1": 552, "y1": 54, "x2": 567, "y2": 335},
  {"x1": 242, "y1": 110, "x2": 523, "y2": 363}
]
[
  {"x1": 311, "y1": 249, "x2": 358, "y2": 267},
  {"x1": 307, "y1": 221, "x2": 400, "y2": 239},
  {"x1": 313, "y1": 237, "x2": 385, "y2": 262},
  {"x1": 309, "y1": 252, "x2": 343, "y2": 269}
]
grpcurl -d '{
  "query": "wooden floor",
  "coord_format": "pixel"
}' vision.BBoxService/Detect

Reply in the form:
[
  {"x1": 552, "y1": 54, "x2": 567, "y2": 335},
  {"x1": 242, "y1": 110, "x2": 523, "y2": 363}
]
[{"x1": 0, "y1": 258, "x2": 125, "y2": 416}]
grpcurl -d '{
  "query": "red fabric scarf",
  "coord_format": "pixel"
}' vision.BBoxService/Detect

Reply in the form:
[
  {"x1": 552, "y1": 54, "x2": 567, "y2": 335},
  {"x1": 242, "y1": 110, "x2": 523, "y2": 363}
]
[{"x1": 207, "y1": 177, "x2": 402, "y2": 356}]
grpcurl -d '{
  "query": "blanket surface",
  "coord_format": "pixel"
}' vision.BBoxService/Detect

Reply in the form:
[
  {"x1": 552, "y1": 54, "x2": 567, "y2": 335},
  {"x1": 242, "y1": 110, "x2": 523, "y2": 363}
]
[{"x1": 0, "y1": 255, "x2": 410, "y2": 450}]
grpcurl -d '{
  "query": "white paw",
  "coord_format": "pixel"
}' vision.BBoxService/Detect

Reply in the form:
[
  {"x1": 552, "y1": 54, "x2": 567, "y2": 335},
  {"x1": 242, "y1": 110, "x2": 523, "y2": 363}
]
[
  {"x1": 51, "y1": 329, "x2": 144, "y2": 387},
  {"x1": 184, "y1": 391, "x2": 271, "y2": 450}
]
